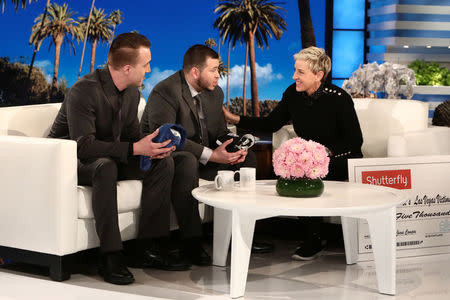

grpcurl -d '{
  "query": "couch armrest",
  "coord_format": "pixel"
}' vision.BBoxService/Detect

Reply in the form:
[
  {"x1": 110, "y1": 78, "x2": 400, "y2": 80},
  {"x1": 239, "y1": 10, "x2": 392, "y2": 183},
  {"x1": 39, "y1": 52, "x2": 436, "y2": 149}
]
[
  {"x1": 272, "y1": 125, "x2": 297, "y2": 151},
  {"x1": 0, "y1": 136, "x2": 78, "y2": 255}
]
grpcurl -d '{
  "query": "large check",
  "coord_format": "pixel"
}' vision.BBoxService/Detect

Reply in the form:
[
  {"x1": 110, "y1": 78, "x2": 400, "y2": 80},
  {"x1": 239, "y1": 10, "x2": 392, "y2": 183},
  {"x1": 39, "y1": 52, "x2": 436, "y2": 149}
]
[{"x1": 348, "y1": 155, "x2": 450, "y2": 261}]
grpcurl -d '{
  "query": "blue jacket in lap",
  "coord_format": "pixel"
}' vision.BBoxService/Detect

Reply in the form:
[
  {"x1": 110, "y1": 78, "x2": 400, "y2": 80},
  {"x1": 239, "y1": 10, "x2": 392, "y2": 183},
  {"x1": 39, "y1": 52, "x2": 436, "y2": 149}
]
[{"x1": 139, "y1": 123, "x2": 186, "y2": 171}]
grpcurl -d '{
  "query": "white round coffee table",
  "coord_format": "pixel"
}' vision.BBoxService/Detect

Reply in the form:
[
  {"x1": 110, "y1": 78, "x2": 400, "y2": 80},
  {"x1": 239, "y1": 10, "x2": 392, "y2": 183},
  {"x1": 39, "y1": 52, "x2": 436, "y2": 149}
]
[{"x1": 192, "y1": 180, "x2": 408, "y2": 298}]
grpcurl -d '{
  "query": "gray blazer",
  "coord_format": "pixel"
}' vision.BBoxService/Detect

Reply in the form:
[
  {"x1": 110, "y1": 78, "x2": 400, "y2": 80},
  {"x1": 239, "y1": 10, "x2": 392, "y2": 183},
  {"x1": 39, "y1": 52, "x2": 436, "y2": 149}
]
[{"x1": 141, "y1": 70, "x2": 229, "y2": 159}]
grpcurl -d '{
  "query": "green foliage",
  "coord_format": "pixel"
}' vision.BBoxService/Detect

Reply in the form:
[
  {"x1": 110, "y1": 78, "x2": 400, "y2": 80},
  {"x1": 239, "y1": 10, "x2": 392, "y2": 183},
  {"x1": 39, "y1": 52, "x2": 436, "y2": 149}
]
[
  {"x1": 229, "y1": 96, "x2": 278, "y2": 117},
  {"x1": 0, "y1": 57, "x2": 66, "y2": 106},
  {"x1": 408, "y1": 60, "x2": 450, "y2": 86}
]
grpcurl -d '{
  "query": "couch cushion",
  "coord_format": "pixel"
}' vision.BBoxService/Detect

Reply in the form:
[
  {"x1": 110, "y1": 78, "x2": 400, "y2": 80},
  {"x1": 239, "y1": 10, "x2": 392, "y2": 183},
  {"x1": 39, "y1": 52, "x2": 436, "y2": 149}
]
[
  {"x1": 353, "y1": 98, "x2": 428, "y2": 157},
  {"x1": 388, "y1": 126, "x2": 450, "y2": 157},
  {"x1": 0, "y1": 103, "x2": 61, "y2": 137},
  {"x1": 78, "y1": 180, "x2": 142, "y2": 219},
  {"x1": 78, "y1": 178, "x2": 212, "y2": 219}
]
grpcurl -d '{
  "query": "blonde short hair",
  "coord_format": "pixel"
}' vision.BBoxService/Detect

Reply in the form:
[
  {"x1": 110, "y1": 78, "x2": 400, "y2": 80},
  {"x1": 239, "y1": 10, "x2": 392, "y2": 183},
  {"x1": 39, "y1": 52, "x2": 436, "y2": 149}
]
[{"x1": 293, "y1": 47, "x2": 331, "y2": 82}]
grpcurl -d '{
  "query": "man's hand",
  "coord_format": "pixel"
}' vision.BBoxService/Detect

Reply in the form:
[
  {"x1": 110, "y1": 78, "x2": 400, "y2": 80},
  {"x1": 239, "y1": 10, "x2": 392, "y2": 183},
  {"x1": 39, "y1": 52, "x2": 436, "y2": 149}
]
[
  {"x1": 222, "y1": 106, "x2": 240, "y2": 124},
  {"x1": 133, "y1": 128, "x2": 175, "y2": 159},
  {"x1": 230, "y1": 150, "x2": 248, "y2": 165},
  {"x1": 210, "y1": 138, "x2": 247, "y2": 164}
]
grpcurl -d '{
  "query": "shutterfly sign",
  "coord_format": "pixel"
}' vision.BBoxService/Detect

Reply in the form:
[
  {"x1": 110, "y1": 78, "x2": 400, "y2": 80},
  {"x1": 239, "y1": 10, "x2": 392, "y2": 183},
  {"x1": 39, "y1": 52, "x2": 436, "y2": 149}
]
[
  {"x1": 361, "y1": 169, "x2": 411, "y2": 190},
  {"x1": 349, "y1": 156, "x2": 450, "y2": 261}
]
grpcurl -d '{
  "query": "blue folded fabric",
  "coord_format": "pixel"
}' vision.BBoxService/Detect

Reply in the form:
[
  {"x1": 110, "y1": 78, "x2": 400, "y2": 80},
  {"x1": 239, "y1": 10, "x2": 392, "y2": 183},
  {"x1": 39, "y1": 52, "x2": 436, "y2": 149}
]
[{"x1": 139, "y1": 124, "x2": 186, "y2": 171}]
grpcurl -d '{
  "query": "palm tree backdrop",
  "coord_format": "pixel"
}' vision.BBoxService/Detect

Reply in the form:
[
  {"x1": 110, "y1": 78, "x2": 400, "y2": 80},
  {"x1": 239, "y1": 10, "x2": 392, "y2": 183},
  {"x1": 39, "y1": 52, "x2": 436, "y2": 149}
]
[
  {"x1": 214, "y1": 0, "x2": 286, "y2": 117},
  {"x1": 77, "y1": 6, "x2": 113, "y2": 73},
  {"x1": 1, "y1": 0, "x2": 36, "y2": 13},
  {"x1": 26, "y1": 0, "x2": 50, "y2": 101},
  {"x1": 29, "y1": 2, "x2": 78, "y2": 90},
  {"x1": 297, "y1": 0, "x2": 316, "y2": 48},
  {"x1": 77, "y1": 0, "x2": 95, "y2": 80},
  {"x1": 108, "y1": 9, "x2": 123, "y2": 42},
  {"x1": 205, "y1": 38, "x2": 216, "y2": 48}
]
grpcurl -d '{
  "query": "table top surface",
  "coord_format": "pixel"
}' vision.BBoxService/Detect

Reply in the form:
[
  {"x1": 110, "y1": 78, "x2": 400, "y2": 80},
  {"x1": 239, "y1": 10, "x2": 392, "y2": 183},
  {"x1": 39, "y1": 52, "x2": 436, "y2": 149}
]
[{"x1": 192, "y1": 180, "x2": 408, "y2": 216}]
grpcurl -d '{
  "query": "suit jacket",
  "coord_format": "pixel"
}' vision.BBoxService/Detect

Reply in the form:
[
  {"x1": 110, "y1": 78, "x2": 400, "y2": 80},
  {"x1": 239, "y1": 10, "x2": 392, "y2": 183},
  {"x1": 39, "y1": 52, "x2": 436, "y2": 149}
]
[
  {"x1": 141, "y1": 70, "x2": 228, "y2": 159},
  {"x1": 48, "y1": 68, "x2": 142, "y2": 163}
]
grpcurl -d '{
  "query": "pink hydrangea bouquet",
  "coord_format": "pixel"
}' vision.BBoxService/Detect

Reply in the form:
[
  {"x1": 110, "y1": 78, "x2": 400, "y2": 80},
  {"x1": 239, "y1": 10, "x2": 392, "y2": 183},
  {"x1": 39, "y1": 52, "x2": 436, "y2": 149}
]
[{"x1": 273, "y1": 137, "x2": 330, "y2": 180}]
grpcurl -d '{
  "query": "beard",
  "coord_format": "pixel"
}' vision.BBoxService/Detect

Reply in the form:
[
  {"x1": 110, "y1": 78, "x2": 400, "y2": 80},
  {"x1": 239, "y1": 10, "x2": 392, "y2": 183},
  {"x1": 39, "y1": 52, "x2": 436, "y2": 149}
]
[{"x1": 197, "y1": 76, "x2": 216, "y2": 91}]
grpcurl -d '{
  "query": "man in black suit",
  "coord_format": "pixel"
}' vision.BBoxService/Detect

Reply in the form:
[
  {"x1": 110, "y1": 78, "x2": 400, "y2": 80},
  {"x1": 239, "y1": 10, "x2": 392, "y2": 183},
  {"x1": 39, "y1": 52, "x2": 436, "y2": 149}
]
[
  {"x1": 48, "y1": 33, "x2": 190, "y2": 285},
  {"x1": 141, "y1": 45, "x2": 273, "y2": 260}
]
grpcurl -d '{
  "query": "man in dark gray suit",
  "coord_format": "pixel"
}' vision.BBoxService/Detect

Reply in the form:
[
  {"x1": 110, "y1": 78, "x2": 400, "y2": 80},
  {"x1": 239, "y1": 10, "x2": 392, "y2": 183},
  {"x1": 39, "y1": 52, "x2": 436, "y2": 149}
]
[
  {"x1": 48, "y1": 33, "x2": 191, "y2": 285},
  {"x1": 141, "y1": 45, "x2": 258, "y2": 264}
]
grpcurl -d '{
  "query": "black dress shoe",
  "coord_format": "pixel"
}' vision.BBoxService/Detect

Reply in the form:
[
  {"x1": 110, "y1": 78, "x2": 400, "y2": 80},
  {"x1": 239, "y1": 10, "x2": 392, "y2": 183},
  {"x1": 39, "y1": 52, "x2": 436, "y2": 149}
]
[
  {"x1": 99, "y1": 252, "x2": 134, "y2": 285},
  {"x1": 183, "y1": 243, "x2": 212, "y2": 266},
  {"x1": 251, "y1": 241, "x2": 274, "y2": 254},
  {"x1": 142, "y1": 249, "x2": 191, "y2": 271}
]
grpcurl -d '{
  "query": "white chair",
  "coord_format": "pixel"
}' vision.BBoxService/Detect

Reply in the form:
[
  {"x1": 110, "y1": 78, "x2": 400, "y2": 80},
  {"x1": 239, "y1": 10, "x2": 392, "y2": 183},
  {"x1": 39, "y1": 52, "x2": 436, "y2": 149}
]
[{"x1": 0, "y1": 101, "x2": 212, "y2": 281}]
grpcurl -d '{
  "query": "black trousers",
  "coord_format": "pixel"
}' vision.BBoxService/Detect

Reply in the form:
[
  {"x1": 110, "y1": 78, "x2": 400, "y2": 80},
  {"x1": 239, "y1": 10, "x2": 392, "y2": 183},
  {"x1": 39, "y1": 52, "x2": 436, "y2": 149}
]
[
  {"x1": 166, "y1": 151, "x2": 203, "y2": 240},
  {"x1": 166, "y1": 150, "x2": 257, "y2": 240},
  {"x1": 78, "y1": 156, "x2": 173, "y2": 252}
]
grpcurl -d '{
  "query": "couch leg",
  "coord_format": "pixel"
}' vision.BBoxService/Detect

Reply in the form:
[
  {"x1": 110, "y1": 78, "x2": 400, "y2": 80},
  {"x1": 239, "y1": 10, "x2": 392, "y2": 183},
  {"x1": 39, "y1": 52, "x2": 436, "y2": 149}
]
[{"x1": 49, "y1": 257, "x2": 71, "y2": 281}]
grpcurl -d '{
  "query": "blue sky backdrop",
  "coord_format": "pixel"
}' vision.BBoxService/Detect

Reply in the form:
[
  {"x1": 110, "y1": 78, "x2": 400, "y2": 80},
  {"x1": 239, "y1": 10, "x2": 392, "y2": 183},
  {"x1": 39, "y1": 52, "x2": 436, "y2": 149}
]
[{"x1": 0, "y1": 0, "x2": 326, "y2": 101}]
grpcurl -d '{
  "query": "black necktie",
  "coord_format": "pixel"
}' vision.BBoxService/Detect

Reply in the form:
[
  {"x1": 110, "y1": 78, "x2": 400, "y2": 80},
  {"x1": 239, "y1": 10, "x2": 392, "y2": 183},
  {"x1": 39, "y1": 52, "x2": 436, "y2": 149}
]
[
  {"x1": 115, "y1": 94, "x2": 123, "y2": 142},
  {"x1": 193, "y1": 95, "x2": 209, "y2": 146}
]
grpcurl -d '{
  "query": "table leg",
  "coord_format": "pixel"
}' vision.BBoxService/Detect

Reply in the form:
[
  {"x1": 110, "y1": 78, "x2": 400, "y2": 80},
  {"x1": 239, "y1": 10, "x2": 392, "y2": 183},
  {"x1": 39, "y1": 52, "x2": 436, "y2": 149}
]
[
  {"x1": 365, "y1": 207, "x2": 397, "y2": 295},
  {"x1": 341, "y1": 216, "x2": 358, "y2": 264},
  {"x1": 213, "y1": 208, "x2": 232, "y2": 267},
  {"x1": 230, "y1": 210, "x2": 256, "y2": 299}
]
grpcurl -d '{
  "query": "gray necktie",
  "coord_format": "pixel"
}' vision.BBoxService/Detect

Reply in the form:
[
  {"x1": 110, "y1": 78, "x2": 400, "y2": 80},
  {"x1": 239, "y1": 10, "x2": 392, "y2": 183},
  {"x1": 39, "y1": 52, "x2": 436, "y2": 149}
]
[{"x1": 193, "y1": 95, "x2": 209, "y2": 146}]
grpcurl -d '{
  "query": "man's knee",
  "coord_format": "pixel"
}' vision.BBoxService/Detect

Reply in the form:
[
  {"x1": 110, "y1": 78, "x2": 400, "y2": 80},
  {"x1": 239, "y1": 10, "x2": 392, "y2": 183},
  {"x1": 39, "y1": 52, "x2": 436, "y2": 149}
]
[
  {"x1": 92, "y1": 157, "x2": 118, "y2": 183},
  {"x1": 148, "y1": 156, "x2": 175, "y2": 180},
  {"x1": 173, "y1": 151, "x2": 199, "y2": 178},
  {"x1": 175, "y1": 151, "x2": 198, "y2": 169}
]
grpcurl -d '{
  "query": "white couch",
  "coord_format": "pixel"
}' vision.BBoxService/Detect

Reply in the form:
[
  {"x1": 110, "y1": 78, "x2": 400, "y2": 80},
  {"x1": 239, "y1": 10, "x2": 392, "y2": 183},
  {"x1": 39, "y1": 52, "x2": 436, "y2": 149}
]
[
  {"x1": 388, "y1": 126, "x2": 450, "y2": 157},
  {"x1": 273, "y1": 98, "x2": 430, "y2": 158},
  {"x1": 0, "y1": 101, "x2": 211, "y2": 281}
]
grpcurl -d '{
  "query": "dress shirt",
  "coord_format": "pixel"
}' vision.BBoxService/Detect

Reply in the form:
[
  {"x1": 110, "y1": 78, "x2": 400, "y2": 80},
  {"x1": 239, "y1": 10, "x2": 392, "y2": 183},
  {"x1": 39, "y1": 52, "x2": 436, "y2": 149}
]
[{"x1": 186, "y1": 81, "x2": 213, "y2": 165}]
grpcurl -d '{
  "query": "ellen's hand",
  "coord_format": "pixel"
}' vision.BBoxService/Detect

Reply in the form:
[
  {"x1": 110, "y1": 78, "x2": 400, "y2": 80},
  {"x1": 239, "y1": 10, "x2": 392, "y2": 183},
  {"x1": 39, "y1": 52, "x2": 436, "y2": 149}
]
[{"x1": 222, "y1": 106, "x2": 240, "y2": 124}]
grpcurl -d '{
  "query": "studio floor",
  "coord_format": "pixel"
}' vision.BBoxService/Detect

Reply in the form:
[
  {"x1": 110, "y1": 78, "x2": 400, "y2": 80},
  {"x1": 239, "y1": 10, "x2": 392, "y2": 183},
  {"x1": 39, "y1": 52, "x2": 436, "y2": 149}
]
[{"x1": 1, "y1": 237, "x2": 450, "y2": 300}]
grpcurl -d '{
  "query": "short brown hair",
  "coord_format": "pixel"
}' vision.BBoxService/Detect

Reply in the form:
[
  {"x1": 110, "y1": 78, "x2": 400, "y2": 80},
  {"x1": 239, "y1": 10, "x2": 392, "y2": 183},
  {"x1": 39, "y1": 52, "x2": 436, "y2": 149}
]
[
  {"x1": 183, "y1": 44, "x2": 219, "y2": 72},
  {"x1": 108, "y1": 32, "x2": 151, "y2": 69}
]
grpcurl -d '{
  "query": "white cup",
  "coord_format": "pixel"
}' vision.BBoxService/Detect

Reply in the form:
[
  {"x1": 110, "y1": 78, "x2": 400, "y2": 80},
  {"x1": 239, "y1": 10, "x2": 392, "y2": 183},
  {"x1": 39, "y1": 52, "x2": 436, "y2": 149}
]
[
  {"x1": 214, "y1": 170, "x2": 235, "y2": 191},
  {"x1": 234, "y1": 167, "x2": 256, "y2": 191}
]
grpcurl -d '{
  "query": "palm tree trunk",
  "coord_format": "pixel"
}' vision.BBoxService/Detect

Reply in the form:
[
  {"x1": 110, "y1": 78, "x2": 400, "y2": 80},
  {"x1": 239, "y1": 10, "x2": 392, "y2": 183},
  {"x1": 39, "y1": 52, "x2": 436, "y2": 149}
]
[
  {"x1": 226, "y1": 40, "x2": 230, "y2": 109},
  {"x1": 52, "y1": 36, "x2": 63, "y2": 90},
  {"x1": 242, "y1": 42, "x2": 248, "y2": 116},
  {"x1": 298, "y1": 0, "x2": 316, "y2": 48},
  {"x1": 78, "y1": 0, "x2": 95, "y2": 79},
  {"x1": 248, "y1": 31, "x2": 259, "y2": 117},
  {"x1": 26, "y1": 0, "x2": 50, "y2": 103},
  {"x1": 27, "y1": 0, "x2": 50, "y2": 82},
  {"x1": 90, "y1": 38, "x2": 97, "y2": 73}
]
